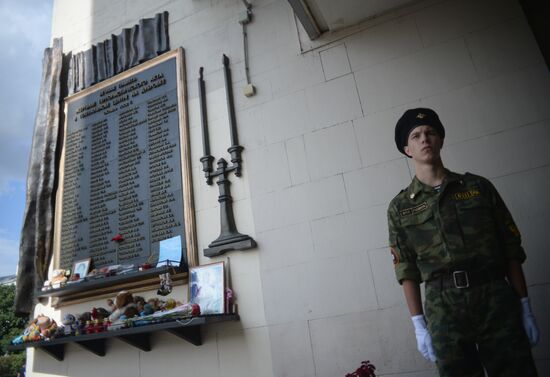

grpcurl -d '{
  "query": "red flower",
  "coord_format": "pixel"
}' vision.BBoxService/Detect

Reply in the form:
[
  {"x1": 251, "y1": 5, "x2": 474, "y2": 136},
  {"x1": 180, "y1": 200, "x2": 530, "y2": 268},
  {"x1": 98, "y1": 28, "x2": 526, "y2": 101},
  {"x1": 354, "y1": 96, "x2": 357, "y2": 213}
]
[
  {"x1": 345, "y1": 361, "x2": 376, "y2": 377},
  {"x1": 111, "y1": 234, "x2": 124, "y2": 242}
]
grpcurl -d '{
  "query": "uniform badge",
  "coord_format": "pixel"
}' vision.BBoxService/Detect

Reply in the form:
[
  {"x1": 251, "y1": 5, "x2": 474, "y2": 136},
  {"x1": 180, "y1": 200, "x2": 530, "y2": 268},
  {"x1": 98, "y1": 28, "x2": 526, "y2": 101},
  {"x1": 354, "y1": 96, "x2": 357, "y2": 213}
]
[
  {"x1": 399, "y1": 202, "x2": 428, "y2": 217},
  {"x1": 454, "y1": 189, "x2": 481, "y2": 201},
  {"x1": 390, "y1": 246, "x2": 400, "y2": 266}
]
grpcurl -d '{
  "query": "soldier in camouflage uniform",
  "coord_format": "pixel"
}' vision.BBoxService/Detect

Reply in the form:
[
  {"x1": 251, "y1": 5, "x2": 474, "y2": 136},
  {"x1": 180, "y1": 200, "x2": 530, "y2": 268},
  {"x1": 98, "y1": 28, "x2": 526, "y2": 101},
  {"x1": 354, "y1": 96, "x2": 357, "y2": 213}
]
[{"x1": 388, "y1": 108, "x2": 539, "y2": 377}]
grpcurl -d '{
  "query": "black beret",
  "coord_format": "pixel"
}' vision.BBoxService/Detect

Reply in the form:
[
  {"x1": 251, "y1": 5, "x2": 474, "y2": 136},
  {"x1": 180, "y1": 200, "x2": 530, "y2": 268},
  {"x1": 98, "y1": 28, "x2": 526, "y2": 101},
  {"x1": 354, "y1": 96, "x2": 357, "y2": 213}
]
[{"x1": 395, "y1": 108, "x2": 445, "y2": 157}]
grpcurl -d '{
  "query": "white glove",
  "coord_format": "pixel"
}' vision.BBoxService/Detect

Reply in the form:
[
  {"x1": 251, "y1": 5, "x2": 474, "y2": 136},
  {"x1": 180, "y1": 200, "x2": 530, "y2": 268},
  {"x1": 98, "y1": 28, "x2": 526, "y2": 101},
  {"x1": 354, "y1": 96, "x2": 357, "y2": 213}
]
[
  {"x1": 521, "y1": 297, "x2": 540, "y2": 346},
  {"x1": 411, "y1": 315, "x2": 437, "y2": 363}
]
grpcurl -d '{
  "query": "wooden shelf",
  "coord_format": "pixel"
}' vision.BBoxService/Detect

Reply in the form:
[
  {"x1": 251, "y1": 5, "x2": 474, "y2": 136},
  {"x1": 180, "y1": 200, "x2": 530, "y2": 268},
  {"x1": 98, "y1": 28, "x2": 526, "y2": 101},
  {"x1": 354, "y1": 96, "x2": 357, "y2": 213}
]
[
  {"x1": 37, "y1": 265, "x2": 187, "y2": 306},
  {"x1": 7, "y1": 314, "x2": 239, "y2": 361}
]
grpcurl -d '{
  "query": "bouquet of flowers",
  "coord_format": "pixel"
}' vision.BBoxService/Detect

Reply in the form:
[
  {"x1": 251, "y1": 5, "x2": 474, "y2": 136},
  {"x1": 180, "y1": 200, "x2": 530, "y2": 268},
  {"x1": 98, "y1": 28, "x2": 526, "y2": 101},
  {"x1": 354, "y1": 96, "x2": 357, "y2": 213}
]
[{"x1": 345, "y1": 360, "x2": 376, "y2": 377}]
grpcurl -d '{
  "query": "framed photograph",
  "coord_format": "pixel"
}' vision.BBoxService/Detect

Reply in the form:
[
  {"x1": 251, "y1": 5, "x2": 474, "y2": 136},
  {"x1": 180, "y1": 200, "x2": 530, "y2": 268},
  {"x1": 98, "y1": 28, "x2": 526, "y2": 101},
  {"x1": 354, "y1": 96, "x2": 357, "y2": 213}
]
[
  {"x1": 72, "y1": 258, "x2": 91, "y2": 279},
  {"x1": 189, "y1": 262, "x2": 225, "y2": 314}
]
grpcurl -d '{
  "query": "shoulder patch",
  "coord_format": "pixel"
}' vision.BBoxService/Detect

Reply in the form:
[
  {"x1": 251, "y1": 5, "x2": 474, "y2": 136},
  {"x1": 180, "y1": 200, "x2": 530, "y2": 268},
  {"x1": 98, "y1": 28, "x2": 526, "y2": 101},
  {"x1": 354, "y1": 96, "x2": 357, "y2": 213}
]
[
  {"x1": 508, "y1": 223, "x2": 521, "y2": 237},
  {"x1": 400, "y1": 202, "x2": 428, "y2": 217}
]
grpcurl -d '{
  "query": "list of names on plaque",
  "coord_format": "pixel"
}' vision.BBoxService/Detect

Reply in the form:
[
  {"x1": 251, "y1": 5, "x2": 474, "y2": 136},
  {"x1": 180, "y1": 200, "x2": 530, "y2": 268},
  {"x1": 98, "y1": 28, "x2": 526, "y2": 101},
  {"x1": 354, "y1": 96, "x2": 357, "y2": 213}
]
[{"x1": 60, "y1": 57, "x2": 186, "y2": 270}]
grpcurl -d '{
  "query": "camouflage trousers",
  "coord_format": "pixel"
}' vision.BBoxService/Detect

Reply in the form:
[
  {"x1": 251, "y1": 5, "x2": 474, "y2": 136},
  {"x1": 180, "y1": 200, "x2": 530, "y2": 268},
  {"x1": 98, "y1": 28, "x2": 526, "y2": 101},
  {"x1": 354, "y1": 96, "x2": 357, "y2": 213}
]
[{"x1": 425, "y1": 279, "x2": 538, "y2": 377}]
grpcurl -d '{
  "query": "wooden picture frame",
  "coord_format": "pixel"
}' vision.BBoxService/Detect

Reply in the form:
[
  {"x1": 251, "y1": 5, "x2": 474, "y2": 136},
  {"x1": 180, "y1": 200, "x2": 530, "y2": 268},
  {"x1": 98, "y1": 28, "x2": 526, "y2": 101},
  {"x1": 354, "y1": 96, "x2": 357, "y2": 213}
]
[
  {"x1": 52, "y1": 48, "x2": 197, "y2": 299},
  {"x1": 189, "y1": 262, "x2": 225, "y2": 315},
  {"x1": 71, "y1": 258, "x2": 91, "y2": 279}
]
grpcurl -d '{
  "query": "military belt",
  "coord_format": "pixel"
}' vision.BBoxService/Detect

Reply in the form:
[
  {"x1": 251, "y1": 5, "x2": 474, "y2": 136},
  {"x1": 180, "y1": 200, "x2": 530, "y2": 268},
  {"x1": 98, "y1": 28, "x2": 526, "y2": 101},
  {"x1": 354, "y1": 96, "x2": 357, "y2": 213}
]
[{"x1": 426, "y1": 270, "x2": 504, "y2": 289}]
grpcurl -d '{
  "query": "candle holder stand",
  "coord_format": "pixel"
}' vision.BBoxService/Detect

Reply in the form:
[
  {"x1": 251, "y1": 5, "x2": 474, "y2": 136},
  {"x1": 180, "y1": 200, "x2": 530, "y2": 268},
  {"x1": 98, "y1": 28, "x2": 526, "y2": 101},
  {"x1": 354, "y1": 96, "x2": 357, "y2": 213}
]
[{"x1": 199, "y1": 56, "x2": 256, "y2": 257}]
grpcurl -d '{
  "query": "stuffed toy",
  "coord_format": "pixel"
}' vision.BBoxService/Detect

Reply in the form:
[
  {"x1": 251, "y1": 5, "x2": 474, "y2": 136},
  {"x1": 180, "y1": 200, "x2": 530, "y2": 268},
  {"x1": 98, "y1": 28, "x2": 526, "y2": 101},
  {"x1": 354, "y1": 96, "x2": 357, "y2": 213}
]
[{"x1": 108, "y1": 290, "x2": 137, "y2": 322}]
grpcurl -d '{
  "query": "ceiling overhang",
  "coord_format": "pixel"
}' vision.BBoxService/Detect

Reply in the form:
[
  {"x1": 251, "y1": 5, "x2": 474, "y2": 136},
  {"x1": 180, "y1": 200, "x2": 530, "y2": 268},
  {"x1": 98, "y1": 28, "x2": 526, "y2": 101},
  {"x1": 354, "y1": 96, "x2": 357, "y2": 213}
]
[{"x1": 288, "y1": 0, "x2": 415, "y2": 40}]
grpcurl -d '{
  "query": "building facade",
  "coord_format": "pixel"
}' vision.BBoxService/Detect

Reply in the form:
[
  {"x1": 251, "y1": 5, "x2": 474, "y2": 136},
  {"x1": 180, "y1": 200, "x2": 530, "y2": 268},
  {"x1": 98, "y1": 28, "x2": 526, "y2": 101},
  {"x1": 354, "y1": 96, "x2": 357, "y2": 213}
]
[{"x1": 27, "y1": 0, "x2": 549, "y2": 376}]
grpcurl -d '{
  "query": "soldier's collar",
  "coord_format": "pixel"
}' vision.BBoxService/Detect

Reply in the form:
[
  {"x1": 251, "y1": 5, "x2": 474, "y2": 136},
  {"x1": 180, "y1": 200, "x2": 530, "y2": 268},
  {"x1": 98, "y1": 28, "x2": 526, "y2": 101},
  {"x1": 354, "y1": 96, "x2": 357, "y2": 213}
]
[{"x1": 407, "y1": 169, "x2": 462, "y2": 199}]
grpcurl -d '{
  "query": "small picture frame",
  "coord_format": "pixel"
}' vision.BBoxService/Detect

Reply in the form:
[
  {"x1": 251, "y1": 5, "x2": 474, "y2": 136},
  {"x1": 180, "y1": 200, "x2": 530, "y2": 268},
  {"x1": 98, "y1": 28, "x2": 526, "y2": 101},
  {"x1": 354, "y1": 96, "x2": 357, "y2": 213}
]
[
  {"x1": 189, "y1": 262, "x2": 225, "y2": 314},
  {"x1": 72, "y1": 258, "x2": 91, "y2": 279}
]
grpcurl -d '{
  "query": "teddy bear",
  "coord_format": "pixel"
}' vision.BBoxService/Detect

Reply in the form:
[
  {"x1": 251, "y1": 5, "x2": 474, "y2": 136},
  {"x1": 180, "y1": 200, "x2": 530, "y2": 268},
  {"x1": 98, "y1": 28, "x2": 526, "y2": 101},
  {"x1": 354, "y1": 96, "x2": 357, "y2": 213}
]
[{"x1": 108, "y1": 290, "x2": 138, "y2": 322}]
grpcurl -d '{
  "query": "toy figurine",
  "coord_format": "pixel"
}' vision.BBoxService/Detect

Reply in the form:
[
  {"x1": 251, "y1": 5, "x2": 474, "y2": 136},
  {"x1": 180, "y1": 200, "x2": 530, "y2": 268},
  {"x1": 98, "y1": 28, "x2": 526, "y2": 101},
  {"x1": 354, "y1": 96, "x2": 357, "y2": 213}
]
[
  {"x1": 91, "y1": 307, "x2": 110, "y2": 321},
  {"x1": 45, "y1": 269, "x2": 68, "y2": 289},
  {"x1": 60, "y1": 313, "x2": 77, "y2": 336},
  {"x1": 36, "y1": 315, "x2": 57, "y2": 339},
  {"x1": 140, "y1": 303, "x2": 154, "y2": 316},
  {"x1": 134, "y1": 296, "x2": 146, "y2": 313}
]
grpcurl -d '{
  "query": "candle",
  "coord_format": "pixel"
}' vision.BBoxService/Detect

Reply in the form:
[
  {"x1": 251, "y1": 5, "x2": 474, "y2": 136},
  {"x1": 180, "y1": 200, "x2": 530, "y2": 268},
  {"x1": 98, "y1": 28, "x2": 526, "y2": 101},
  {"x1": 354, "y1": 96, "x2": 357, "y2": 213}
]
[
  {"x1": 223, "y1": 55, "x2": 239, "y2": 147},
  {"x1": 198, "y1": 66, "x2": 211, "y2": 157}
]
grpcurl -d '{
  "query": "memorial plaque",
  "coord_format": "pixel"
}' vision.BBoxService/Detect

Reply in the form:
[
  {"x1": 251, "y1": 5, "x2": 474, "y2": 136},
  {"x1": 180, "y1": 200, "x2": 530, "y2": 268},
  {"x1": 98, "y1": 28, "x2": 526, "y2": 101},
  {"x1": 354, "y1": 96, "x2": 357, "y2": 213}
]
[{"x1": 57, "y1": 48, "x2": 196, "y2": 272}]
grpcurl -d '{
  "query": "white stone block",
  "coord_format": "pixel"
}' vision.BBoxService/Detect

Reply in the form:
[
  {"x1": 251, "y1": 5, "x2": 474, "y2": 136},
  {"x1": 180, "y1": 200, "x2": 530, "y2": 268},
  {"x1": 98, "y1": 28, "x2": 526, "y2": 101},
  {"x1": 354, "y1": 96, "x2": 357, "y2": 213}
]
[
  {"x1": 262, "y1": 90, "x2": 312, "y2": 144},
  {"x1": 305, "y1": 74, "x2": 363, "y2": 130},
  {"x1": 223, "y1": 247, "x2": 261, "y2": 276},
  {"x1": 307, "y1": 251, "x2": 378, "y2": 318},
  {"x1": 207, "y1": 116, "x2": 232, "y2": 161},
  {"x1": 353, "y1": 102, "x2": 421, "y2": 167},
  {"x1": 64, "y1": 340, "x2": 140, "y2": 377},
  {"x1": 139, "y1": 333, "x2": 220, "y2": 377},
  {"x1": 466, "y1": 17, "x2": 544, "y2": 79},
  {"x1": 169, "y1": 0, "x2": 242, "y2": 42},
  {"x1": 268, "y1": 52, "x2": 325, "y2": 99},
  {"x1": 28, "y1": 347, "x2": 68, "y2": 376},
  {"x1": 236, "y1": 105, "x2": 267, "y2": 151},
  {"x1": 218, "y1": 326, "x2": 274, "y2": 377},
  {"x1": 230, "y1": 269, "x2": 267, "y2": 329},
  {"x1": 247, "y1": 142, "x2": 291, "y2": 195},
  {"x1": 56, "y1": 23, "x2": 91, "y2": 54},
  {"x1": 189, "y1": 124, "x2": 206, "y2": 171},
  {"x1": 195, "y1": 206, "x2": 222, "y2": 254},
  {"x1": 320, "y1": 44, "x2": 351, "y2": 81},
  {"x1": 269, "y1": 321, "x2": 316, "y2": 377},
  {"x1": 160, "y1": 0, "x2": 211, "y2": 24},
  {"x1": 492, "y1": 167, "x2": 550, "y2": 286},
  {"x1": 304, "y1": 122, "x2": 362, "y2": 180},
  {"x1": 261, "y1": 263, "x2": 311, "y2": 324},
  {"x1": 346, "y1": 15, "x2": 423, "y2": 72},
  {"x1": 344, "y1": 159, "x2": 411, "y2": 211},
  {"x1": 444, "y1": 119, "x2": 550, "y2": 179},
  {"x1": 51, "y1": 0, "x2": 92, "y2": 36},
  {"x1": 258, "y1": 221, "x2": 315, "y2": 272},
  {"x1": 123, "y1": 0, "x2": 172, "y2": 23},
  {"x1": 233, "y1": 71, "x2": 274, "y2": 113},
  {"x1": 310, "y1": 204, "x2": 389, "y2": 259},
  {"x1": 230, "y1": 196, "x2": 255, "y2": 236},
  {"x1": 179, "y1": 22, "x2": 243, "y2": 81},
  {"x1": 354, "y1": 38, "x2": 478, "y2": 115},
  {"x1": 286, "y1": 136, "x2": 311, "y2": 186},
  {"x1": 251, "y1": 174, "x2": 348, "y2": 232},
  {"x1": 247, "y1": 0, "x2": 297, "y2": 54},
  {"x1": 309, "y1": 307, "x2": 435, "y2": 377},
  {"x1": 89, "y1": 1, "x2": 126, "y2": 41},
  {"x1": 369, "y1": 247, "x2": 405, "y2": 309},
  {"x1": 415, "y1": 0, "x2": 522, "y2": 47},
  {"x1": 187, "y1": 96, "x2": 201, "y2": 130},
  {"x1": 419, "y1": 64, "x2": 550, "y2": 146}
]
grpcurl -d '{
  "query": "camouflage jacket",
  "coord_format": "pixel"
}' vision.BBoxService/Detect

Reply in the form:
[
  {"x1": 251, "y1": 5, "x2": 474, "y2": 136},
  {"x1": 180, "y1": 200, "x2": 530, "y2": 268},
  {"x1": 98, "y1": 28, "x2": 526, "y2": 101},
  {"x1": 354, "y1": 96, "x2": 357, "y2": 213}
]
[{"x1": 387, "y1": 170, "x2": 525, "y2": 283}]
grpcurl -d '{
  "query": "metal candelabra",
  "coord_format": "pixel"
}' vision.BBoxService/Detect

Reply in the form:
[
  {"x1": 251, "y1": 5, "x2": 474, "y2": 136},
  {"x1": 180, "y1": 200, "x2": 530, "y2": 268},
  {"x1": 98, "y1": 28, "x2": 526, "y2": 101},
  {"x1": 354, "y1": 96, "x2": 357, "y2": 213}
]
[{"x1": 199, "y1": 55, "x2": 256, "y2": 257}]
